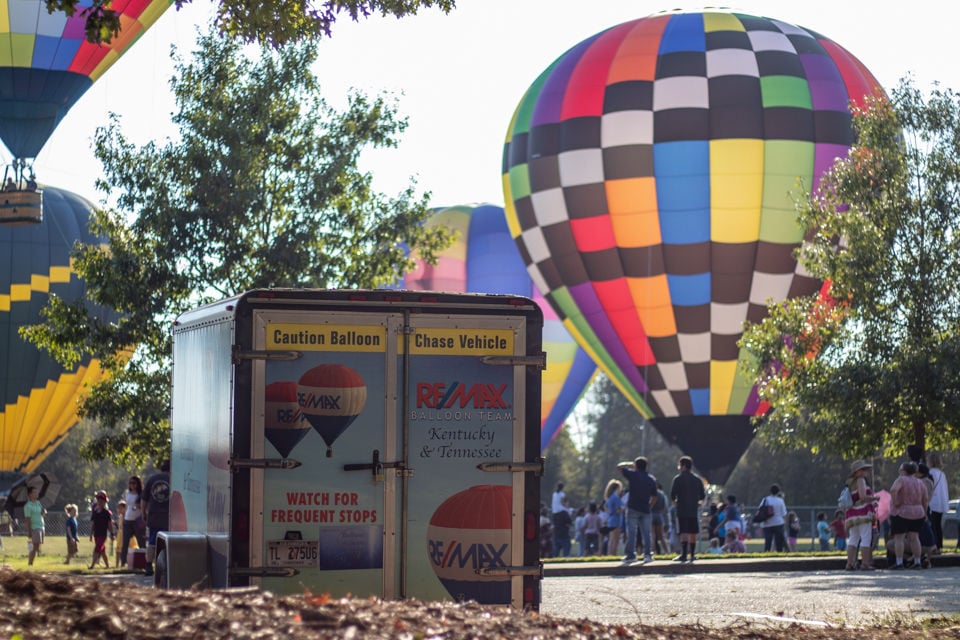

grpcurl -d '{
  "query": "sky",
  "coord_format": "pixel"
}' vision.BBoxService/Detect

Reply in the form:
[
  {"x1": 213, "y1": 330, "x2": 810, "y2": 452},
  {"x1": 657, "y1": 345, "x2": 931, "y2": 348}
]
[{"x1": 9, "y1": 0, "x2": 960, "y2": 209}]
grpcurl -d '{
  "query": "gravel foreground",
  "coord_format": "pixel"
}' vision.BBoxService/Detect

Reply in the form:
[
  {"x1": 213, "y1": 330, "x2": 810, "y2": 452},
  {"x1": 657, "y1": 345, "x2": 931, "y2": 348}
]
[{"x1": 2, "y1": 568, "x2": 960, "y2": 639}]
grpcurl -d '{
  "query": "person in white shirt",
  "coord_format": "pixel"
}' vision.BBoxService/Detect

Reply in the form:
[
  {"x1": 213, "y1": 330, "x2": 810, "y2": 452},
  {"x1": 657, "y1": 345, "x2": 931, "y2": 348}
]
[
  {"x1": 759, "y1": 484, "x2": 788, "y2": 552},
  {"x1": 551, "y1": 483, "x2": 568, "y2": 514},
  {"x1": 927, "y1": 452, "x2": 950, "y2": 552}
]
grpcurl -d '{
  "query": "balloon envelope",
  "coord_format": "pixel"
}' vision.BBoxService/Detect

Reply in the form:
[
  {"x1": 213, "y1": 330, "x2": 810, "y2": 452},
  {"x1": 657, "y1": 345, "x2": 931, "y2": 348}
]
[
  {"x1": 0, "y1": 185, "x2": 120, "y2": 472},
  {"x1": 396, "y1": 204, "x2": 597, "y2": 451},
  {"x1": 0, "y1": 0, "x2": 174, "y2": 159},
  {"x1": 502, "y1": 10, "x2": 882, "y2": 482}
]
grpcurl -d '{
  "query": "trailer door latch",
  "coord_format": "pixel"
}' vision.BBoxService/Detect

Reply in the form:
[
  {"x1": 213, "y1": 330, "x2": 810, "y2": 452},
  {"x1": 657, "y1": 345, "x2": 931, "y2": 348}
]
[{"x1": 343, "y1": 449, "x2": 413, "y2": 480}]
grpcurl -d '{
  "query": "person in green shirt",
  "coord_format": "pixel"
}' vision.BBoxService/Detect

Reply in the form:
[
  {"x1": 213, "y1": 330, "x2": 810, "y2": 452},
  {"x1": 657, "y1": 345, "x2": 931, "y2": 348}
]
[{"x1": 23, "y1": 486, "x2": 46, "y2": 566}]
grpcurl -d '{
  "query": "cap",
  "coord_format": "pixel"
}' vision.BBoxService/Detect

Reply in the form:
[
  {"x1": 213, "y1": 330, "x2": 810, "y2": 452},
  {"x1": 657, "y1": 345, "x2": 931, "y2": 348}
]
[{"x1": 95, "y1": 490, "x2": 108, "y2": 500}]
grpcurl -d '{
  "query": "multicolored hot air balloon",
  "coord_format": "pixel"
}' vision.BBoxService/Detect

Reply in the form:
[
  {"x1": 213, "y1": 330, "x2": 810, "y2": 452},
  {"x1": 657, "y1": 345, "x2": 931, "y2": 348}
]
[
  {"x1": 0, "y1": 0, "x2": 173, "y2": 161},
  {"x1": 297, "y1": 364, "x2": 367, "y2": 457},
  {"x1": 0, "y1": 185, "x2": 120, "y2": 472},
  {"x1": 395, "y1": 203, "x2": 597, "y2": 451},
  {"x1": 502, "y1": 10, "x2": 882, "y2": 483}
]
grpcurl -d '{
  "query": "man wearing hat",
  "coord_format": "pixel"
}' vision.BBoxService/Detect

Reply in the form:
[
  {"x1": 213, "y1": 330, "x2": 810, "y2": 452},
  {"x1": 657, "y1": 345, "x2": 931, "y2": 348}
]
[{"x1": 843, "y1": 459, "x2": 878, "y2": 570}]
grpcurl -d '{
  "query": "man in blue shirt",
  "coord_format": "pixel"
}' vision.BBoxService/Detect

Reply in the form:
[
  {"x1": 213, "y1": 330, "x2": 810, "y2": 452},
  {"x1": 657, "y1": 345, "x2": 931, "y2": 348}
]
[{"x1": 618, "y1": 456, "x2": 658, "y2": 563}]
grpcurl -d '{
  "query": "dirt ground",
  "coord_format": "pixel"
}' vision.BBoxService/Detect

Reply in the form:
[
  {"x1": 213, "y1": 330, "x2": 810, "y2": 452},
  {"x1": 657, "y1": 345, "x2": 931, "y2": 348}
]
[{"x1": 2, "y1": 568, "x2": 959, "y2": 639}]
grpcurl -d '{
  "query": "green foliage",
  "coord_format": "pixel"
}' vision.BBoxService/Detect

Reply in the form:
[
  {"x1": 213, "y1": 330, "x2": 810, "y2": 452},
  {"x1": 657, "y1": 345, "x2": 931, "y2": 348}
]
[
  {"x1": 24, "y1": 26, "x2": 450, "y2": 467},
  {"x1": 44, "y1": 0, "x2": 455, "y2": 46},
  {"x1": 39, "y1": 420, "x2": 137, "y2": 509},
  {"x1": 740, "y1": 78, "x2": 960, "y2": 458}
]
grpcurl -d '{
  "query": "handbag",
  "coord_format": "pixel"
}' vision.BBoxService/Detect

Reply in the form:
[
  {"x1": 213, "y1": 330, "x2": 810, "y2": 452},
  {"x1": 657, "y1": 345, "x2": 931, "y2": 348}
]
[
  {"x1": 753, "y1": 498, "x2": 772, "y2": 523},
  {"x1": 838, "y1": 486, "x2": 854, "y2": 510}
]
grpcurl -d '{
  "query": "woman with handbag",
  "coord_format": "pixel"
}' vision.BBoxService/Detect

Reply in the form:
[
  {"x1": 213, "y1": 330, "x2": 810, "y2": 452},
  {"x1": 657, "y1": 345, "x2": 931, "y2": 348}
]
[{"x1": 757, "y1": 485, "x2": 787, "y2": 552}]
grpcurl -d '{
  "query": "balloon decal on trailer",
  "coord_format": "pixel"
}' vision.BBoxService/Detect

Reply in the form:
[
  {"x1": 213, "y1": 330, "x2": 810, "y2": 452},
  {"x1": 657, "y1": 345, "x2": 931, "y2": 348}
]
[
  {"x1": 427, "y1": 485, "x2": 512, "y2": 604},
  {"x1": 264, "y1": 381, "x2": 310, "y2": 457},
  {"x1": 502, "y1": 10, "x2": 883, "y2": 483},
  {"x1": 297, "y1": 364, "x2": 367, "y2": 457}
]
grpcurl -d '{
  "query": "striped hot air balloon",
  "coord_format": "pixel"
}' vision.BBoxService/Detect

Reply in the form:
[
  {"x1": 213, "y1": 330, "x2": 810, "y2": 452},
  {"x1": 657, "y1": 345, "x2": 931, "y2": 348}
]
[
  {"x1": 1, "y1": 185, "x2": 120, "y2": 472},
  {"x1": 502, "y1": 10, "x2": 883, "y2": 483}
]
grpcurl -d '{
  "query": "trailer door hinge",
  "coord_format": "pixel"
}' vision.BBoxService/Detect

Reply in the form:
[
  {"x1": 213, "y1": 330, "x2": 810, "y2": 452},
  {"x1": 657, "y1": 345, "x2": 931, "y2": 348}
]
[
  {"x1": 229, "y1": 458, "x2": 302, "y2": 470},
  {"x1": 233, "y1": 348, "x2": 301, "y2": 364},
  {"x1": 477, "y1": 563, "x2": 544, "y2": 578},
  {"x1": 232, "y1": 567, "x2": 299, "y2": 578},
  {"x1": 476, "y1": 458, "x2": 544, "y2": 476},
  {"x1": 481, "y1": 353, "x2": 546, "y2": 369}
]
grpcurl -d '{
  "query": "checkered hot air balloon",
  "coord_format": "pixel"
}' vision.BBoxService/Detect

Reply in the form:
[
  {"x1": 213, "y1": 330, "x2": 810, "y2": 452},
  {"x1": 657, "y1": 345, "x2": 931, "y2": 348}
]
[
  {"x1": 396, "y1": 204, "x2": 597, "y2": 451},
  {"x1": 502, "y1": 10, "x2": 883, "y2": 483}
]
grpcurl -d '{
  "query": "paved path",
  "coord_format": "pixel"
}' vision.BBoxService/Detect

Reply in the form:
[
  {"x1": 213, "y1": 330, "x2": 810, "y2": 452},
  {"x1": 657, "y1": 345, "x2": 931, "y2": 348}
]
[{"x1": 541, "y1": 566, "x2": 960, "y2": 627}]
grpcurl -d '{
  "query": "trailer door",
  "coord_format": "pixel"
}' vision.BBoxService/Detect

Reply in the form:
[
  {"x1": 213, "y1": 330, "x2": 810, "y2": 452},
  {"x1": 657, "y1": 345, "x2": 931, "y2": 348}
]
[
  {"x1": 400, "y1": 313, "x2": 532, "y2": 608},
  {"x1": 249, "y1": 309, "x2": 400, "y2": 598}
]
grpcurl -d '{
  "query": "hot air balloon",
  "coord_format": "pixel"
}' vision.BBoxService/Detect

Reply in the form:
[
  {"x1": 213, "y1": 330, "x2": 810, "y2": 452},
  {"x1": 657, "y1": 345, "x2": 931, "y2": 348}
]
[
  {"x1": 264, "y1": 381, "x2": 310, "y2": 457},
  {"x1": 1, "y1": 185, "x2": 121, "y2": 472},
  {"x1": 395, "y1": 203, "x2": 597, "y2": 451},
  {"x1": 502, "y1": 10, "x2": 882, "y2": 483},
  {"x1": 0, "y1": 0, "x2": 173, "y2": 223},
  {"x1": 297, "y1": 363, "x2": 367, "y2": 457}
]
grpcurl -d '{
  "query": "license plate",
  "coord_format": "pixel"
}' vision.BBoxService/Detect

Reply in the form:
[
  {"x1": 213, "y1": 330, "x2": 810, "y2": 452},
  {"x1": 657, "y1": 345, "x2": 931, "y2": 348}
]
[{"x1": 267, "y1": 540, "x2": 319, "y2": 567}]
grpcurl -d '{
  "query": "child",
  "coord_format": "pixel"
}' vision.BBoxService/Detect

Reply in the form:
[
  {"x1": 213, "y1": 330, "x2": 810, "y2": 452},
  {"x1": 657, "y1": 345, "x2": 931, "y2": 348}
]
[
  {"x1": 722, "y1": 530, "x2": 745, "y2": 553},
  {"x1": 816, "y1": 512, "x2": 832, "y2": 551},
  {"x1": 89, "y1": 491, "x2": 113, "y2": 569},
  {"x1": 113, "y1": 500, "x2": 127, "y2": 567},
  {"x1": 829, "y1": 509, "x2": 847, "y2": 551},
  {"x1": 786, "y1": 511, "x2": 801, "y2": 551},
  {"x1": 708, "y1": 537, "x2": 723, "y2": 554},
  {"x1": 64, "y1": 504, "x2": 79, "y2": 564}
]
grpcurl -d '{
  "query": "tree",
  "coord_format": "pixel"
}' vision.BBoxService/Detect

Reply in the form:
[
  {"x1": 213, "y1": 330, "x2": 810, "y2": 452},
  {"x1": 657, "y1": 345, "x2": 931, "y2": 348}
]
[
  {"x1": 45, "y1": 0, "x2": 454, "y2": 47},
  {"x1": 740, "y1": 78, "x2": 960, "y2": 459},
  {"x1": 23, "y1": 27, "x2": 450, "y2": 468}
]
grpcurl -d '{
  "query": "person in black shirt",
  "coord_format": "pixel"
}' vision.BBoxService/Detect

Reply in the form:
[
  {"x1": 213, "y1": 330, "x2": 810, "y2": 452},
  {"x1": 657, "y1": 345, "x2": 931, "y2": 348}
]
[{"x1": 670, "y1": 455, "x2": 706, "y2": 563}]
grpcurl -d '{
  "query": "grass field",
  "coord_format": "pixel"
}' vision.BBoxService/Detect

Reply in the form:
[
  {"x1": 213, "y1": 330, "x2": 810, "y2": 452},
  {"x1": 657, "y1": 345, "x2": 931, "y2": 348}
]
[{"x1": 0, "y1": 533, "x2": 142, "y2": 574}]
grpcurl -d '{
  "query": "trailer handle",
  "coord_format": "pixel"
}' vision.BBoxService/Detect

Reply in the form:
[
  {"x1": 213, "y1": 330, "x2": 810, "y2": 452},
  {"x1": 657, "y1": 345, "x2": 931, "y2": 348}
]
[
  {"x1": 343, "y1": 449, "x2": 413, "y2": 480},
  {"x1": 476, "y1": 458, "x2": 544, "y2": 476}
]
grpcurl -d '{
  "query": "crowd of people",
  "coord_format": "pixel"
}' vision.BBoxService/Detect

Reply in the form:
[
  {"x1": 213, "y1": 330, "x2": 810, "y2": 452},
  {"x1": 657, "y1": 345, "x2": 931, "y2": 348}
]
[
  {"x1": 541, "y1": 448, "x2": 953, "y2": 568},
  {"x1": 25, "y1": 461, "x2": 173, "y2": 574},
  {"x1": 543, "y1": 455, "x2": 709, "y2": 563}
]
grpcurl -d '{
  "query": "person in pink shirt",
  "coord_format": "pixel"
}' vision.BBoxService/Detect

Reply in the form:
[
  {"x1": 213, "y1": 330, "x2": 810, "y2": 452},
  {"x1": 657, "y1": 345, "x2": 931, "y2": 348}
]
[{"x1": 888, "y1": 461, "x2": 929, "y2": 569}]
